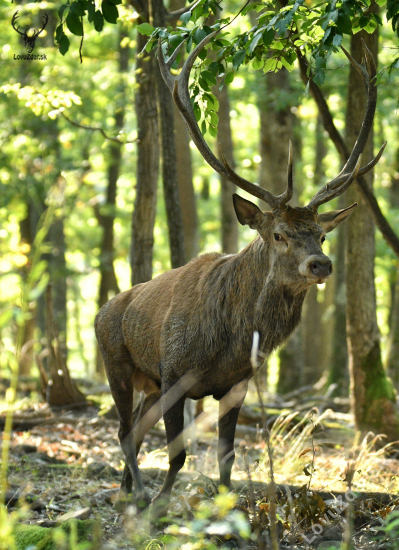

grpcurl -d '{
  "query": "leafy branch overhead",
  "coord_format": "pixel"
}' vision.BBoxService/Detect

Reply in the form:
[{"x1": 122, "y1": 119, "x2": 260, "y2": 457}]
[{"x1": 55, "y1": 0, "x2": 122, "y2": 55}]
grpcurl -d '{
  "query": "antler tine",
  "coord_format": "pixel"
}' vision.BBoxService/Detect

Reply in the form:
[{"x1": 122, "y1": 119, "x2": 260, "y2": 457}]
[
  {"x1": 307, "y1": 40, "x2": 379, "y2": 211},
  {"x1": 308, "y1": 155, "x2": 362, "y2": 209},
  {"x1": 277, "y1": 140, "x2": 294, "y2": 208},
  {"x1": 158, "y1": 31, "x2": 285, "y2": 209},
  {"x1": 11, "y1": 11, "x2": 24, "y2": 36}
]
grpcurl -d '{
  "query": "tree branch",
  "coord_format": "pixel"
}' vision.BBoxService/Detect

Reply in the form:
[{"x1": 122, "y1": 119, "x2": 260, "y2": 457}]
[
  {"x1": 60, "y1": 112, "x2": 137, "y2": 145},
  {"x1": 296, "y1": 49, "x2": 399, "y2": 258}
]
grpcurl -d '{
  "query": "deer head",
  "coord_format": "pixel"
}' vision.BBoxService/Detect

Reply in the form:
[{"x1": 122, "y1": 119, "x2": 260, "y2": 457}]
[
  {"x1": 12, "y1": 11, "x2": 49, "y2": 54},
  {"x1": 158, "y1": 33, "x2": 385, "y2": 291}
]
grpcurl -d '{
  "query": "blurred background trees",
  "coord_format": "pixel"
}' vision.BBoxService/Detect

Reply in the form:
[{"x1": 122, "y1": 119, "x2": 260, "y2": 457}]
[{"x1": 1, "y1": 0, "x2": 399, "y2": 437}]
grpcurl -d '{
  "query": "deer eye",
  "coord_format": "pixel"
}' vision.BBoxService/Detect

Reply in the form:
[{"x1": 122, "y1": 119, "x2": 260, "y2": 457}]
[
  {"x1": 274, "y1": 233, "x2": 283, "y2": 242},
  {"x1": 321, "y1": 236, "x2": 326, "y2": 244}
]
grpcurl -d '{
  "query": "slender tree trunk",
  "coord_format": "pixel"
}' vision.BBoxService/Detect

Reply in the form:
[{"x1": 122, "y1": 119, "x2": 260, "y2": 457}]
[
  {"x1": 302, "y1": 115, "x2": 327, "y2": 386},
  {"x1": 170, "y1": 0, "x2": 199, "y2": 261},
  {"x1": 345, "y1": 28, "x2": 399, "y2": 441},
  {"x1": 95, "y1": 31, "x2": 126, "y2": 377},
  {"x1": 387, "y1": 264, "x2": 399, "y2": 389},
  {"x1": 215, "y1": 85, "x2": 238, "y2": 254},
  {"x1": 152, "y1": 0, "x2": 186, "y2": 269},
  {"x1": 328, "y1": 195, "x2": 349, "y2": 395},
  {"x1": 130, "y1": 6, "x2": 159, "y2": 285},
  {"x1": 19, "y1": 203, "x2": 35, "y2": 376},
  {"x1": 258, "y1": 68, "x2": 301, "y2": 392}
]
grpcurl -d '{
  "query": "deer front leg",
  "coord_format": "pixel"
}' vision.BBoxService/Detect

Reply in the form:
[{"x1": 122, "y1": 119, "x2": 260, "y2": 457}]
[
  {"x1": 217, "y1": 380, "x2": 248, "y2": 489},
  {"x1": 151, "y1": 390, "x2": 187, "y2": 518}
]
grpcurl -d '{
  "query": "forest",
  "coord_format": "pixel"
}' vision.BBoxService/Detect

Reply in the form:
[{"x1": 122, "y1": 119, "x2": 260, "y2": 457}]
[{"x1": 1, "y1": 0, "x2": 399, "y2": 548}]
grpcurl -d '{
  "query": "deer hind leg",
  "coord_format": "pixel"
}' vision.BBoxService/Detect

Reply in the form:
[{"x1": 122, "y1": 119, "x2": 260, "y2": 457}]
[
  {"x1": 217, "y1": 380, "x2": 248, "y2": 489},
  {"x1": 121, "y1": 389, "x2": 162, "y2": 494}
]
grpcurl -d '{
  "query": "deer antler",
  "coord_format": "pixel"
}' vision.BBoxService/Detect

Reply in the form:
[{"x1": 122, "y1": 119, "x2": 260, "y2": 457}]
[
  {"x1": 306, "y1": 40, "x2": 386, "y2": 211},
  {"x1": 11, "y1": 11, "x2": 24, "y2": 36},
  {"x1": 158, "y1": 32, "x2": 294, "y2": 211},
  {"x1": 32, "y1": 13, "x2": 49, "y2": 38}
]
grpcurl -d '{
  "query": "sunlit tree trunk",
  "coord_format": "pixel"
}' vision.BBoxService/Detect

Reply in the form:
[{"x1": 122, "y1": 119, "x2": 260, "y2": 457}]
[
  {"x1": 387, "y1": 264, "x2": 399, "y2": 389},
  {"x1": 345, "y1": 28, "x2": 399, "y2": 441}
]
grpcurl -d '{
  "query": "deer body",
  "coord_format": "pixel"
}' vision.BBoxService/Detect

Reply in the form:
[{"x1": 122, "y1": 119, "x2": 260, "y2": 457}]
[{"x1": 95, "y1": 34, "x2": 385, "y2": 516}]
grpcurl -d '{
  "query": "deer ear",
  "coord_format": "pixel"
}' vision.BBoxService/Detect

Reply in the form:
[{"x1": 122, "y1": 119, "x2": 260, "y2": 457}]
[
  {"x1": 318, "y1": 203, "x2": 357, "y2": 233},
  {"x1": 233, "y1": 194, "x2": 264, "y2": 228}
]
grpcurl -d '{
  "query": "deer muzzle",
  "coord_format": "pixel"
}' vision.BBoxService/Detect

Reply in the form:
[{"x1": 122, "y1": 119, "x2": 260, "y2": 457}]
[{"x1": 299, "y1": 255, "x2": 332, "y2": 283}]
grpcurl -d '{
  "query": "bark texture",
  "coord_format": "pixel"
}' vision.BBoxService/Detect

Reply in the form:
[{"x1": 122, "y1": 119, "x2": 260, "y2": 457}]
[
  {"x1": 386, "y1": 264, "x2": 399, "y2": 389},
  {"x1": 345, "y1": 29, "x2": 398, "y2": 441},
  {"x1": 152, "y1": 0, "x2": 186, "y2": 269},
  {"x1": 130, "y1": 9, "x2": 159, "y2": 285},
  {"x1": 215, "y1": 84, "x2": 238, "y2": 254}
]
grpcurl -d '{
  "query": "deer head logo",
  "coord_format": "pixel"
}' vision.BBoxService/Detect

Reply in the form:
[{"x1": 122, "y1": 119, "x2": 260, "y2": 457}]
[{"x1": 11, "y1": 11, "x2": 49, "y2": 54}]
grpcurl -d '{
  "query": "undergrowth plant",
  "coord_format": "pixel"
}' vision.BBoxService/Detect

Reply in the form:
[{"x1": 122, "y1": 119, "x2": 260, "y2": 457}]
[{"x1": 0, "y1": 202, "x2": 55, "y2": 548}]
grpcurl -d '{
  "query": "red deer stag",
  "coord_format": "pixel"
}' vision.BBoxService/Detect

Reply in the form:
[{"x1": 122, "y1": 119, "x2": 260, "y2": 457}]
[{"x1": 95, "y1": 34, "x2": 385, "y2": 515}]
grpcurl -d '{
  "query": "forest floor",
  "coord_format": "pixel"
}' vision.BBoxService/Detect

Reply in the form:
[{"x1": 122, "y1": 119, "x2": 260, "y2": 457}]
[{"x1": 2, "y1": 383, "x2": 399, "y2": 550}]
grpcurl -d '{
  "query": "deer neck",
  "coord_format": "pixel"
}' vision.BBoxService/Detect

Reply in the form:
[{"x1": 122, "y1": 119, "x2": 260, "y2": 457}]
[{"x1": 227, "y1": 236, "x2": 308, "y2": 354}]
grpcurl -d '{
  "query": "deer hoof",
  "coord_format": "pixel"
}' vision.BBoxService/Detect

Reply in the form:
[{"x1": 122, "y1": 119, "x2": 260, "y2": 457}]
[{"x1": 150, "y1": 495, "x2": 170, "y2": 521}]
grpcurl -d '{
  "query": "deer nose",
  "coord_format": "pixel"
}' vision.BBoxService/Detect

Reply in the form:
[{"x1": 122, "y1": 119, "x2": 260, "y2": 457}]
[
  {"x1": 299, "y1": 255, "x2": 333, "y2": 281},
  {"x1": 310, "y1": 259, "x2": 332, "y2": 278}
]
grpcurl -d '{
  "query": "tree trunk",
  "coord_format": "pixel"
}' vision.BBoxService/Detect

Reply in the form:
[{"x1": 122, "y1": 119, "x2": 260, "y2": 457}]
[
  {"x1": 302, "y1": 115, "x2": 327, "y2": 386},
  {"x1": 41, "y1": 285, "x2": 86, "y2": 408},
  {"x1": 258, "y1": 69, "x2": 301, "y2": 393},
  {"x1": 19, "y1": 203, "x2": 35, "y2": 376},
  {"x1": 95, "y1": 31, "x2": 126, "y2": 377},
  {"x1": 302, "y1": 285, "x2": 324, "y2": 386},
  {"x1": 386, "y1": 264, "x2": 399, "y2": 389},
  {"x1": 170, "y1": 0, "x2": 198, "y2": 261},
  {"x1": 215, "y1": 85, "x2": 238, "y2": 254},
  {"x1": 327, "y1": 196, "x2": 349, "y2": 396},
  {"x1": 152, "y1": 0, "x2": 186, "y2": 269},
  {"x1": 345, "y1": 28, "x2": 399, "y2": 441},
  {"x1": 130, "y1": 7, "x2": 159, "y2": 285}
]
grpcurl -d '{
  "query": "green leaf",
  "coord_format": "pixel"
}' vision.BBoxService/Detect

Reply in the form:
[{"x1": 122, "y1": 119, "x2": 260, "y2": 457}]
[
  {"x1": 205, "y1": 94, "x2": 219, "y2": 110},
  {"x1": 29, "y1": 273, "x2": 50, "y2": 302},
  {"x1": 55, "y1": 23, "x2": 64, "y2": 42},
  {"x1": 70, "y1": 1, "x2": 86, "y2": 16},
  {"x1": 107, "y1": 0, "x2": 122, "y2": 4},
  {"x1": 248, "y1": 32, "x2": 263, "y2": 55},
  {"x1": 252, "y1": 57, "x2": 264, "y2": 71},
  {"x1": 224, "y1": 71, "x2": 234, "y2": 84},
  {"x1": 262, "y1": 28, "x2": 274, "y2": 47},
  {"x1": 180, "y1": 10, "x2": 191, "y2": 25},
  {"x1": 59, "y1": 33, "x2": 70, "y2": 55},
  {"x1": 209, "y1": 124, "x2": 218, "y2": 138},
  {"x1": 209, "y1": 111, "x2": 218, "y2": 127},
  {"x1": 0, "y1": 309, "x2": 13, "y2": 329},
  {"x1": 93, "y1": 10, "x2": 104, "y2": 31},
  {"x1": 264, "y1": 56, "x2": 278, "y2": 72},
  {"x1": 332, "y1": 33, "x2": 343, "y2": 47},
  {"x1": 102, "y1": 0, "x2": 119, "y2": 24},
  {"x1": 194, "y1": 27, "x2": 207, "y2": 45},
  {"x1": 58, "y1": 4, "x2": 69, "y2": 20},
  {"x1": 232, "y1": 49, "x2": 246, "y2": 70},
  {"x1": 29, "y1": 260, "x2": 48, "y2": 285},
  {"x1": 66, "y1": 12, "x2": 83, "y2": 36},
  {"x1": 194, "y1": 103, "x2": 201, "y2": 122},
  {"x1": 201, "y1": 120, "x2": 207, "y2": 135},
  {"x1": 313, "y1": 68, "x2": 326, "y2": 86},
  {"x1": 201, "y1": 70, "x2": 216, "y2": 85}
]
